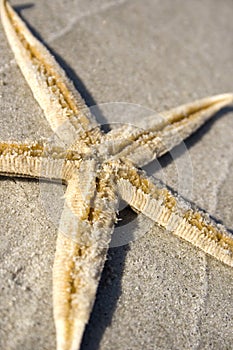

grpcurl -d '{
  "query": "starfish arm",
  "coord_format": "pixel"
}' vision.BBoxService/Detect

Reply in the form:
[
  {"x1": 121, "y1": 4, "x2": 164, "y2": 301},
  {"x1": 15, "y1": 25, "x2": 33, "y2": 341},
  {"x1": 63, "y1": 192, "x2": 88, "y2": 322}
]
[
  {"x1": 0, "y1": 140, "x2": 77, "y2": 181},
  {"x1": 105, "y1": 93, "x2": 233, "y2": 167},
  {"x1": 53, "y1": 161, "x2": 118, "y2": 350},
  {"x1": 115, "y1": 160, "x2": 233, "y2": 268},
  {"x1": 0, "y1": 0, "x2": 100, "y2": 144}
]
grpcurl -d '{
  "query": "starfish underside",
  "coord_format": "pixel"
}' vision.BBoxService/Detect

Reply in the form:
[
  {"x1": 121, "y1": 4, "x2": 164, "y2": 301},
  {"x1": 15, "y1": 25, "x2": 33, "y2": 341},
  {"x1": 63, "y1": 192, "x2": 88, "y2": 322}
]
[{"x1": 1, "y1": 1, "x2": 233, "y2": 350}]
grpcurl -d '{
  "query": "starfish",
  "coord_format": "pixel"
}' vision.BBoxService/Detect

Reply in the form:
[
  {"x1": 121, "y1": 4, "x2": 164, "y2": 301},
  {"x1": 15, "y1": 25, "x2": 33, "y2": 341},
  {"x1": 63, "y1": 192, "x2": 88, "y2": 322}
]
[{"x1": 1, "y1": 1, "x2": 233, "y2": 349}]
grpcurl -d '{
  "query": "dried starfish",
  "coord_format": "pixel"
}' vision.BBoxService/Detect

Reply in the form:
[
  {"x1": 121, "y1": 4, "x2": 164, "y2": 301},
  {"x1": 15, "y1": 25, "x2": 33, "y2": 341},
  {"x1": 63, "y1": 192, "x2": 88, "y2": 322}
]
[{"x1": 0, "y1": 1, "x2": 233, "y2": 349}]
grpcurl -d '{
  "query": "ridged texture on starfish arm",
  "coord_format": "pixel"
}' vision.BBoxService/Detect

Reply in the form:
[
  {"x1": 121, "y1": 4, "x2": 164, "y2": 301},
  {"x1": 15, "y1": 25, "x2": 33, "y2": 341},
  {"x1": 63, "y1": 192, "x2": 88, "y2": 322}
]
[
  {"x1": 0, "y1": 0, "x2": 101, "y2": 144},
  {"x1": 115, "y1": 161, "x2": 233, "y2": 268},
  {"x1": 53, "y1": 161, "x2": 118, "y2": 350},
  {"x1": 106, "y1": 93, "x2": 233, "y2": 166},
  {"x1": 0, "y1": 140, "x2": 79, "y2": 181}
]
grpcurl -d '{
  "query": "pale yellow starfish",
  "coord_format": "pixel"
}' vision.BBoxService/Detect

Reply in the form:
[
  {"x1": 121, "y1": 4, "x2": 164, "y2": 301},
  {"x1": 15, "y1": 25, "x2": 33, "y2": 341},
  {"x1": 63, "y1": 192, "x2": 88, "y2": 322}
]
[{"x1": 1, "y1": 1, "x2": 233, "y2": 350}]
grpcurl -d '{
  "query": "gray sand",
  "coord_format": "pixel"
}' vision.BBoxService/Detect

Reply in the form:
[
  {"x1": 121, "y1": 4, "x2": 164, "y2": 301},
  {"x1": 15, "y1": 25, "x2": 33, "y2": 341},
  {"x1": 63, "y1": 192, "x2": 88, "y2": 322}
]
[{"x1": 0, "y1": 1, "x2": 233, "y2": 349}]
